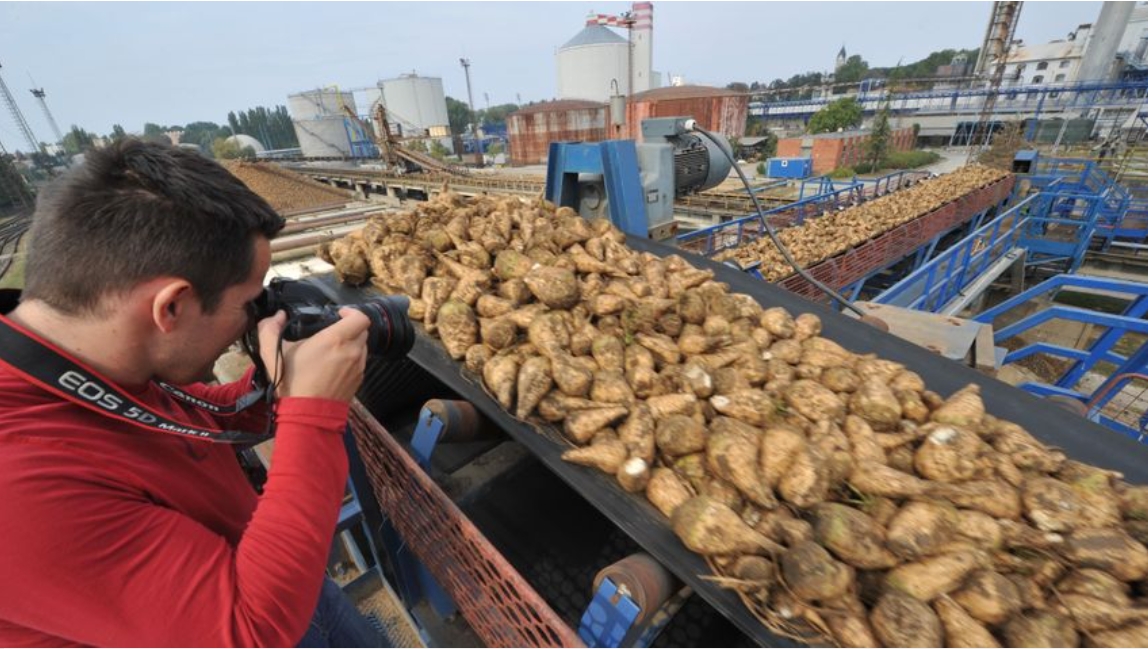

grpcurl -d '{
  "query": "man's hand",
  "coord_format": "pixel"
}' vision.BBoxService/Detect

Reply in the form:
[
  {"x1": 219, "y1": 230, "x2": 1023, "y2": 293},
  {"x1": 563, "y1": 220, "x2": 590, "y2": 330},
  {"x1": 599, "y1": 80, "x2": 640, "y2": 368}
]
[{"x1": 256, "y1": 308, "x2": 370, "y2": 403}]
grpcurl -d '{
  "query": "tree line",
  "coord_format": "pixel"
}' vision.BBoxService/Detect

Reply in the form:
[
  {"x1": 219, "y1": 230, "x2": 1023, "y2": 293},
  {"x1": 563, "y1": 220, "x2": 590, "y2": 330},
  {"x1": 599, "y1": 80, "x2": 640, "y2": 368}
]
[
  {"x1": 53, "y1": 104, "x2": 300, "y2": 160},
  {"x1": 727, "y1": 47, "x2": 980, "y2": 101}
]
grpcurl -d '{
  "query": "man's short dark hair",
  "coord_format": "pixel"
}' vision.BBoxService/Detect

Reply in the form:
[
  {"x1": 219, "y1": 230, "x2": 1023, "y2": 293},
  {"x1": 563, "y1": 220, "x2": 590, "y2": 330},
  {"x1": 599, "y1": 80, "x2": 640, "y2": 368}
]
[{"x1": 23, "y1": 138, "x2": 285, "y2": 314}]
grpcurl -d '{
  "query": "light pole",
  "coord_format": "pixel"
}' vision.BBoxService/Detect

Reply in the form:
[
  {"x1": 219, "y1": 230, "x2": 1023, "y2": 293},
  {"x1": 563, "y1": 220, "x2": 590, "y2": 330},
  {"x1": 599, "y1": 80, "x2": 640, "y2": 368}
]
[{"x1": 460, "y1": 58, "x2": 482, "y2": 167}]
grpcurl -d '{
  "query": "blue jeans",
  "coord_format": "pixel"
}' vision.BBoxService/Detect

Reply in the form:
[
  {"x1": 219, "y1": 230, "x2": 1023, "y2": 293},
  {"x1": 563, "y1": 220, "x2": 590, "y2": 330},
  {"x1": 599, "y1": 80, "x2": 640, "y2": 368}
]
[{"x1": 296, "y1": 578, "x2": 387, "y2": 647}]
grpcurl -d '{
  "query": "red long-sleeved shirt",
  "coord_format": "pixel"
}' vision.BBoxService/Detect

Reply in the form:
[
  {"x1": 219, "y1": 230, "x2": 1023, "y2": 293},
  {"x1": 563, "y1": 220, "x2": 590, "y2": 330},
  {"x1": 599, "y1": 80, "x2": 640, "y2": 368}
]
[{"x1": 0, "y1": 320, "x2": 351, "y2": 647}]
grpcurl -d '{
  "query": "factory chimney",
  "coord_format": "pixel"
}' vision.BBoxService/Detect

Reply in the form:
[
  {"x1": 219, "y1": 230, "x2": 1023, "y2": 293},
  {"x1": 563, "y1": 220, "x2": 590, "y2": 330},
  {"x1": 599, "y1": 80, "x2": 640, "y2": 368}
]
[
  {"x1": 631, "y1": 2, "x2": 653, "y2": 93},
  {"x1": 1077, "y1": 1, "x2": 1135, "y2": 82}
]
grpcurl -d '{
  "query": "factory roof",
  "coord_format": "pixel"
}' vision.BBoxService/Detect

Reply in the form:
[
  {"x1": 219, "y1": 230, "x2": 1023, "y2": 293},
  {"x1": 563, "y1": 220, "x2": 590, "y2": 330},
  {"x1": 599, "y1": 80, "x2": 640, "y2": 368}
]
[
  {"x1": 511, "y1": 99, "x2": 606, "y2": 115},
  {"x1": 560, "y1": 24, "x2": 628, "y2": 49},
  {"x1": 630, "y1": 85, "x2": 745, "y2": 101},
  {"x1": 738, "y1": 136, "x2": 771, "y2": 146},
  {"x1": 1006, "y1": 39, "x2": 1084, "y2": 64}
]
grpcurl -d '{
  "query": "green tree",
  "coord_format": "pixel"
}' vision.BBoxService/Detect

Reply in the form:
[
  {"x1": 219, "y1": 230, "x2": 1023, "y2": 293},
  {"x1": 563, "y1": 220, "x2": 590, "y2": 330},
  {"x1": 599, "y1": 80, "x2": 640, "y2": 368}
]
[
  {"x1": 429, "y1": 140, "x2": 450, "y2": 160},
  {"x1": 976, "y1": 121, "x2": 1024, "y2": 170},
  {"x1": 726, "y1": 82, "x2": 750, "y2": 93},
  {"x1": 223, "y1": 105, "x2": 299, "y2": 149},
  {"x1": 0, "y1": 154, "x2": 33, "y2": 208},
  {"x1": 807, "y1": 97, "x2": 862, "y2": 134},
  {"x1": 446, "y1": 96, "x2": 473, "y2": 136},
  {"x1": 477, "y1": 103, "x2": 519, "y2": 128},
  {"x1": 180, "y1": 121, "x2": 229, "y2": 155},
  {"x1": 61, "y1": 126, "x2": 94, "y2": 155},
  {"x1": 111, "y1": 124, "x2": 128, "y2": 141},
  {"x1": 835, "y1": 55, "x2": 870, "y2": 84},
  {"x1": 211, "y1": 137, "x2": 255, "y2": 160},
  {"x1": 866, "y1": 104, "x2": 892, "y2": 170}
]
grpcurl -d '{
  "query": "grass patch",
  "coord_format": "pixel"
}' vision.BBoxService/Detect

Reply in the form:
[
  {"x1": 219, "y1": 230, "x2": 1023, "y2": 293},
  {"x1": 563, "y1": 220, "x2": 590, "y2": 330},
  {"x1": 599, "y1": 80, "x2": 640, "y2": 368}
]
[
  {"x1": 0, "y1": 236, "x2": 27, "y2": 290},
  {"x1": 884, "y1": 150, "x2": 942, "y2": 169},
  {"x1": 829, "y1": 150, "x2": 943, "y2": 178}
]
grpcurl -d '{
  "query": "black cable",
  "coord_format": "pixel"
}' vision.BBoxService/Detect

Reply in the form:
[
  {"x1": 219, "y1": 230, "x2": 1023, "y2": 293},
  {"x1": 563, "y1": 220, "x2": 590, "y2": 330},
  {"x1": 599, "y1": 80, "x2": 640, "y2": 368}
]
[{"x1": 691, "y1": 125, "x2": 866, "y2": 317}]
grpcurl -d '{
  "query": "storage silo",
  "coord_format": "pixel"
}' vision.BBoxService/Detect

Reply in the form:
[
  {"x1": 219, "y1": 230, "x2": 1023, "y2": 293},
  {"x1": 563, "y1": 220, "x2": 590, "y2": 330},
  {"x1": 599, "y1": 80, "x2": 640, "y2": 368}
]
[
  {"x1": 1079, "y1": 1, "x2": 1136, "y2": 81},
  {"x1": 556, "y1": 24, "x2": 630, "y2": 102},
  {"x1": 624, "y1": 85, "x2": 748, "y2": 141},
  {"x1": 288, "y1": 89, "x2": 369, "y2": 158},
  {"x1": 507, "y1": 99, "x2": 609, "y2": 165},
  {"x1": 379, "y1": 74, "x2": 451, "y2": 137}
]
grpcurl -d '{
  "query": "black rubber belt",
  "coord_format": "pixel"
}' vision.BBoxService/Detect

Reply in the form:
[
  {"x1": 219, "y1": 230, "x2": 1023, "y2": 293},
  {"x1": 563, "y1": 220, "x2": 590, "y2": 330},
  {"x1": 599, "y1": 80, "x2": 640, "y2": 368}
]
[{"x1": 316, "y1": 233, "x2": 1148, "y2": 648}]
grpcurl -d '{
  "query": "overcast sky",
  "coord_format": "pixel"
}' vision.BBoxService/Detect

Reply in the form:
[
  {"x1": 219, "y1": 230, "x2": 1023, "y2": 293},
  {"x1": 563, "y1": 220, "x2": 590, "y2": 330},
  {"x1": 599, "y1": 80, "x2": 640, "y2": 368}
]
[{"x1": 0, "y1": 1, "x2": 1104, "y2": 147}]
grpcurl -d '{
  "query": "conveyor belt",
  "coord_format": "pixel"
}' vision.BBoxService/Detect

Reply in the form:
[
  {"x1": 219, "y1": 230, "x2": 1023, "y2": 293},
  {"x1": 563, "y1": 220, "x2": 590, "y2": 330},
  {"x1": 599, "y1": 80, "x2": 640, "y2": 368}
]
[{"x1": 312, "y1": 233, "x2": 1148, "y2": 647}]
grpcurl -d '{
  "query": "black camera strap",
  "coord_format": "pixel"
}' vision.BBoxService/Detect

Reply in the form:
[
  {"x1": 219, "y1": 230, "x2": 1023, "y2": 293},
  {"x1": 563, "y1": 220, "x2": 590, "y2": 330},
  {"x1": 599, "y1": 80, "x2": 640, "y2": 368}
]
[{"x1": 0, "y1": 314, "x2": 273, "y2": 445}]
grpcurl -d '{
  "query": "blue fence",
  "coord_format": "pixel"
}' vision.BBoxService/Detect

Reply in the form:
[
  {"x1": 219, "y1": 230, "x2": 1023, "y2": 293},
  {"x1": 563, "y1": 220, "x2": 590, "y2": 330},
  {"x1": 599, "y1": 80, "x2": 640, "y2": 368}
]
[{"x1": 972, "y1": 275, "x2": 1148, "y2": 441}]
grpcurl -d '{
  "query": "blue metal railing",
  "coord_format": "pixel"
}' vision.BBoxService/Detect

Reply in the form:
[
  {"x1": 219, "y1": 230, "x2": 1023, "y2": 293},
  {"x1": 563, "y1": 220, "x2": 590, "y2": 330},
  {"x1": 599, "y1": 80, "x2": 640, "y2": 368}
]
[
  {"x1": 972, "y1": 275, "x2": 1148, "y2": 441},
  {"x1": 677, "y1": 170, "x2": 925, "y2": 256},
  {"x1": 875, "y1": 193, "x2": 1039, "y2": 311},
  {"x1": 875, "y1": 186, "x2": 1111, "y2": 311},
  {"x1": 750, "y1": 79, "x2": 1148, "y2": 119}
]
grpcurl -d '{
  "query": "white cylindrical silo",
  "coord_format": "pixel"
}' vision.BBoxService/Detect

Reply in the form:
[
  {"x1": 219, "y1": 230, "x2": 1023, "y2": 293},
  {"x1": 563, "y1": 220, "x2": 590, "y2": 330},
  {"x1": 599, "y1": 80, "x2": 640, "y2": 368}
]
[
  {"x1": 287, "y1": 89, "x2": 359, "y2": 158},
  {"x1": 379, "y1": 74, "x2": 450, "y2": 136},
  {"x1": 1078, "y1": 1, "x2": 1136, "y2": 82},
  {"x1": 556, "y1": 24, "x2": 630, "y2": 103}
]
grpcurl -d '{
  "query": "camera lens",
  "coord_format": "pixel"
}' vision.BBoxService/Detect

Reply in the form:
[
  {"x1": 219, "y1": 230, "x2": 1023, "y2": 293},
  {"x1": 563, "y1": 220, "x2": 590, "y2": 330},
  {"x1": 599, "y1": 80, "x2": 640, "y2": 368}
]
[{"x1": 356, "y1": 296, "x2": 415, "y2": 360}]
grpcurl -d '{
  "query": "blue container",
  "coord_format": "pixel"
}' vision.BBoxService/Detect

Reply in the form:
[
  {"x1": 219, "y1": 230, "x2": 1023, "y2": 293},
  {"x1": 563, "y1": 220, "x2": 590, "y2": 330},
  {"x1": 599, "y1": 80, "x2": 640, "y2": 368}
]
[{"x1": 767, "y1": 157, "x2": 812, "y2": 179}]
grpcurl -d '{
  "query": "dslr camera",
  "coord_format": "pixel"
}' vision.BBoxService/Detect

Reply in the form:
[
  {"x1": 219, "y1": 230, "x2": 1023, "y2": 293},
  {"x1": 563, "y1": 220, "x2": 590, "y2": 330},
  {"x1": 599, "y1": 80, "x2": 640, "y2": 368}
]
[{"x1": 248, "y1": 278, "x2": 415, "y2": 360}]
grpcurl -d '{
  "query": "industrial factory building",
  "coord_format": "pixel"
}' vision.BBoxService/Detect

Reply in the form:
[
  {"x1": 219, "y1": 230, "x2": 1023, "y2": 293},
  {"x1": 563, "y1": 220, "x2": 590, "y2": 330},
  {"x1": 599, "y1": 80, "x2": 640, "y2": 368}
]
[
  {"x1": 556, "y1": 2, "x2": 655, "y2": 102},
  {"x1": 362, "y1": 74, "x2": 451, "y2": 138},
  {"x1": 777, "y1": 127, "x2": 916, "y2": 175},
  {"x1": 287, "y1": 89, "x2": 374, "y2": 159},
  {"x1": 622, "y1": 85, "x2": 747, "y2": 141},
  {"x1": 506, "y1": 99, "x2": 609, "y2": 165},
  {"x1": 506, "y1": 85, "x2": 748, "y2": 165}
]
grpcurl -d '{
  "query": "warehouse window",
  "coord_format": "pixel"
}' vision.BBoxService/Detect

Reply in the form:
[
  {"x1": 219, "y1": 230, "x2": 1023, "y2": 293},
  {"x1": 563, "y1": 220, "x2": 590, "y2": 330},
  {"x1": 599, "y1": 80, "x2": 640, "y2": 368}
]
[
  {"x1": 1033, "y1": 75, "x2": 1045, "y2": 84},
  {"x1": 1055, "y1": 74, "x2": 1066, "y2": 82},
  {"x1": 1060, "y1": 60, "x2": 1071, "y2": 68},
  {"x1": 1037, "y1": 61, "x2": 1049, "y2": 71}
]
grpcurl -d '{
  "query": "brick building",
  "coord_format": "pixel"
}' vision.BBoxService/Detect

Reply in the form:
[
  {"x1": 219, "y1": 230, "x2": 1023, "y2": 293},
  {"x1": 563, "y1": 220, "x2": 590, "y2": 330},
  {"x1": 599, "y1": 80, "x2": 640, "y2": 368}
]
[{"x1": 776, "y1": 127, "x2": 915, "y2": 175}]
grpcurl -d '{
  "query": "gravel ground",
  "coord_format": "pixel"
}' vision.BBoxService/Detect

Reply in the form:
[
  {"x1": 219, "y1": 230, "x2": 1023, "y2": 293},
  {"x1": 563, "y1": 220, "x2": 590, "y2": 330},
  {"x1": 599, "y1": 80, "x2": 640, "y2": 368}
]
[{"x1": 223, "y1": 161, "x2": 352, "y2": 213}]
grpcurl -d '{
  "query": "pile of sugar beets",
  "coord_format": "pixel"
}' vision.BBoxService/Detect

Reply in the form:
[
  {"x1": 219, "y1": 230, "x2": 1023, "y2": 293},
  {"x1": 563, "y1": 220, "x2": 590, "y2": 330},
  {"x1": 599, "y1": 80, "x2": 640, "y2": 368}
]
[
  {"x1": 320, "y1": 189, "x2": 1148, "y2": 647},
  {"x1": 719, "y1": 165, "x2": 1011, "y2": 282}
]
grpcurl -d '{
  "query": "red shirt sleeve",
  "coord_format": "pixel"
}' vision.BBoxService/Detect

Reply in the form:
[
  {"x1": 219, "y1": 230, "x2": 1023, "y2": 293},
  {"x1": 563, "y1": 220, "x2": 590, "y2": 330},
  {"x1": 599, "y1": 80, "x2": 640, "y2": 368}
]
[
  {"x1": 178, "y1": 366, "x2": 275, "y2": 435},
  {"x1": 0, "y1": 397, "x2": 350, "y2": 647}
]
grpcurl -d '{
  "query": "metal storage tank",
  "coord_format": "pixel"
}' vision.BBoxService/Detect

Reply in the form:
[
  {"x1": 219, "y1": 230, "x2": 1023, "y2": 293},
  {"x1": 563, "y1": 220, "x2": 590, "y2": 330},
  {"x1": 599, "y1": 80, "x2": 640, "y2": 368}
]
[
  {"x1": 287, "y1": 89, "x2": 365, "y2": 158},
  {"x1": 556, "y1": 24, "x2": 630, "y2": 102},
  {"x1": 379, "y1": 74, "x2": 450, "y2": 137},
  {"x1": 623, "y1": 85, "x2": 748, "y2": 141},
  {"x1": 507, "y1": 99, "x2": 608, "y2": 165}
]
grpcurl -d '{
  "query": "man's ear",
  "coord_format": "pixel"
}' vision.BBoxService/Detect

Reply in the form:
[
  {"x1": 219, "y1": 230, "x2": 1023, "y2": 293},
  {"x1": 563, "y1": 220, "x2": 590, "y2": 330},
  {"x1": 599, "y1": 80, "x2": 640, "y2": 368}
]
[{"x1": 151, "y1": 280, "x2": 194, "y2": 333}]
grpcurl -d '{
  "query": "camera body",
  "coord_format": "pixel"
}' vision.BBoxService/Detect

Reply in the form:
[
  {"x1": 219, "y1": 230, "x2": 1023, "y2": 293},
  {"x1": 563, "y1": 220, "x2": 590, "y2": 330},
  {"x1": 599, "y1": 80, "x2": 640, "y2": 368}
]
[{"x1": 250, "y1": 278, "x2": 415, "y2": 360}]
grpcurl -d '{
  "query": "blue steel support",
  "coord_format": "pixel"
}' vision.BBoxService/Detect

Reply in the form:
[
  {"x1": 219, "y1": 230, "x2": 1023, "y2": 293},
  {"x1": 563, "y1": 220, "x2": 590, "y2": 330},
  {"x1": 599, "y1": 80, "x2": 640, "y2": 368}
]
[
  {"x1": 578, "y1": 579, "x2": 640, "y2": 647},
  {"x1": 600, "y1": 140, "x2": 649, "y2": 236},
  {"x1": 544, "y1": 141, "x2": 648, "y2": 237},
  {"x1": 399, "y1": 408, "x2": 458, "y2": 618},
  {"x1": 1058, "y1": 294, "x2": 1148, "y2": 388},
  {"x1": 994, "y1": 306, "x2": 1148, "y2": 344},
  {"x1": 1025, "y1": 93, "x2": 1046, "y2": 142}
]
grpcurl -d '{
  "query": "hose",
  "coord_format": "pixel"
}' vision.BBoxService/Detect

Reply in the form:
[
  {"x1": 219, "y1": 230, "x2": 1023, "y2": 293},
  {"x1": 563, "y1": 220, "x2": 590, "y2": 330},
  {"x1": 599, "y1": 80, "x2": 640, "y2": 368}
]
[{"x1": 687, "y1": 122, "x2": 866, "y2": 317}]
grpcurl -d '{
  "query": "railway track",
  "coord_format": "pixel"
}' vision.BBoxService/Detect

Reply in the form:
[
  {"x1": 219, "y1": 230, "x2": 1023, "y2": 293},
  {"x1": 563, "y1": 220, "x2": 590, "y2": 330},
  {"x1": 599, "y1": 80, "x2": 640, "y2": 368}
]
[{"x1": 0, "y1": 211, "x2": 32, "y2": 282}]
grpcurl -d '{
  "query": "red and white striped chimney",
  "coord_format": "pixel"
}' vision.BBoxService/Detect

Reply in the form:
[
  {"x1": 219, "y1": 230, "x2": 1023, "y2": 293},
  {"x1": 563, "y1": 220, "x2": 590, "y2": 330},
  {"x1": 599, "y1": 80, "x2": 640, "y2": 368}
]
[{"x1": 631, "y1": 2, "x2": 653, "y2": 93}]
